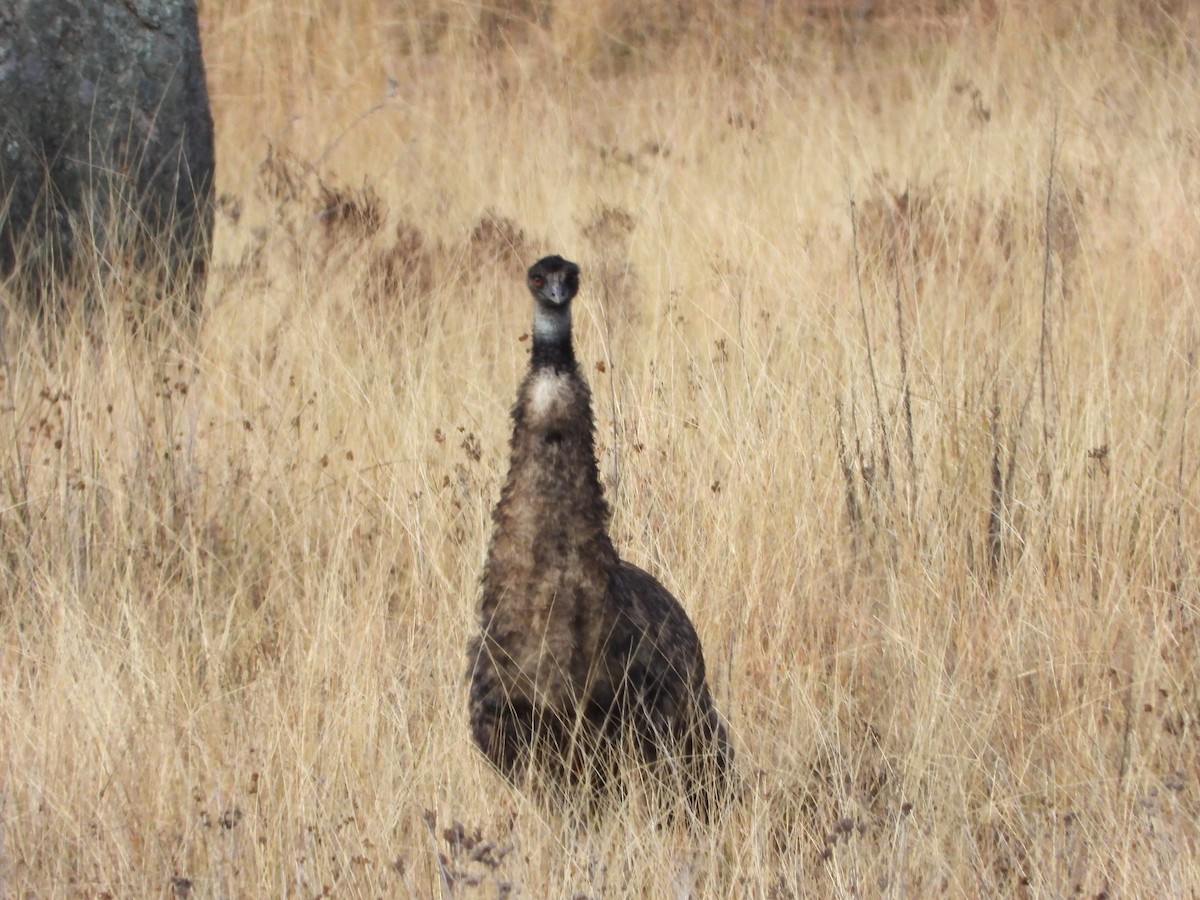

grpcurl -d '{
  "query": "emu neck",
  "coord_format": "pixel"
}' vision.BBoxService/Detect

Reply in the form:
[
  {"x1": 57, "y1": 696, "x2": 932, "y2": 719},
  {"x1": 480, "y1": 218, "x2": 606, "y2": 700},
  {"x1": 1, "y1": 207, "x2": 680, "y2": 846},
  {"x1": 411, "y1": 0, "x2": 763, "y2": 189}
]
[
  {"x1": 480, "y1": 298, "x2": 619, "y2": 688},
  {"x1": 531, "y1": 304, "x2": 575, "y2": 371}
]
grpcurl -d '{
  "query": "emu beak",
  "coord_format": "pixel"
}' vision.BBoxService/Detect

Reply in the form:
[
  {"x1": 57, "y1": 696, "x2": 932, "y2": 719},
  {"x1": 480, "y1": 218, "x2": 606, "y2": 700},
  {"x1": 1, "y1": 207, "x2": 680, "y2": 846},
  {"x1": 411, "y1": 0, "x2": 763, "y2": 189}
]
[{"x1": 547, "y1": 282, "x2": 571, "y2": 306}]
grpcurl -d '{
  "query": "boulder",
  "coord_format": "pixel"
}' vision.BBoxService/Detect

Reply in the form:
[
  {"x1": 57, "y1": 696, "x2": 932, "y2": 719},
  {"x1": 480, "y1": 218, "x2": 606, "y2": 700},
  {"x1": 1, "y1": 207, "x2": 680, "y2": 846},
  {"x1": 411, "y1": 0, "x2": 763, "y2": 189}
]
[{"x1": 0, "y1": 0, "x2": 214, "y2": 310}]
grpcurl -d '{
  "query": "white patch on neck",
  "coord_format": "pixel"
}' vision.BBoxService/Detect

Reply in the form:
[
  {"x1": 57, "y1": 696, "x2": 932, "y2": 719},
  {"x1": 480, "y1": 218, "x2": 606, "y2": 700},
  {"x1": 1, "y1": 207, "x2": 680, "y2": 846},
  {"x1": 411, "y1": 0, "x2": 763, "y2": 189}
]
[
  {"x1": 528, "y1": 370, "x2": 571, "y2": 420},
  {"x1": 533, "y1": 305, "x2": 571, "y2": 344}
]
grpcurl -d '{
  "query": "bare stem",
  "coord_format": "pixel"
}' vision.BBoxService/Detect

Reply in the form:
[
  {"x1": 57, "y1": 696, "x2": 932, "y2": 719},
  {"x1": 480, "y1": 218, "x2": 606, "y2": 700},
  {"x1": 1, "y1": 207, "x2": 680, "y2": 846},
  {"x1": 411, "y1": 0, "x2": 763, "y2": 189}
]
[
  {"x1": 893, "y1": 268, "x2": 916, "y2": 512},
  {"x1": 1175, "y1": 345, "x2": 1195, "y2": 595},
  {"x1": 849, "y1": 193, "x2": 893, "y2": 491},
  {"x1": 1038, "y1": 106, "x2": 1060, "y2": 451}
]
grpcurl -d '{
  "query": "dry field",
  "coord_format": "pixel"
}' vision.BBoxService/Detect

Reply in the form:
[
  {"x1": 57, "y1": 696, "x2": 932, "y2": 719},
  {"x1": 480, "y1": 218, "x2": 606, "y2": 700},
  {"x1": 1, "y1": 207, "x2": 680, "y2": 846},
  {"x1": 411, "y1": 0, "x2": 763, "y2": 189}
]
[{"x1": 2, "y1": 1, "x2": 1199, "y2": 896}]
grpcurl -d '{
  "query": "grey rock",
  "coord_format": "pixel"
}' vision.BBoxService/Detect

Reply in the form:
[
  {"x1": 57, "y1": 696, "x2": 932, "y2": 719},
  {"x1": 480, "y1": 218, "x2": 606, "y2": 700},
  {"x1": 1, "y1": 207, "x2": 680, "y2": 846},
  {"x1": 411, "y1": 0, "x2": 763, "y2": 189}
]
[{"x1": 0, "y1": 0, "x2": 214, "y2": 311}]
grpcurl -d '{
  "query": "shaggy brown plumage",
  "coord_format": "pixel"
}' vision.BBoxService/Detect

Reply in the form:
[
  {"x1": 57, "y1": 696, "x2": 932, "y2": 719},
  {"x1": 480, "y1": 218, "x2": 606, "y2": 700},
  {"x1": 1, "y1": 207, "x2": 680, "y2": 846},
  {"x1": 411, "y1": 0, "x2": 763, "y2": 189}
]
[{"x1": 467, "y1": 255, "x2": 732, "y2": 812}]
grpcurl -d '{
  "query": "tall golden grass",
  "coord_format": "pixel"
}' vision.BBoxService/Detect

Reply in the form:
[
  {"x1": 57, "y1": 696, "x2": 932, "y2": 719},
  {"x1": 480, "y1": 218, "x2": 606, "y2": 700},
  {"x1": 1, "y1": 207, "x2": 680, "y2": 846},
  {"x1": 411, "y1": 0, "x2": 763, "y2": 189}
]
[{"x1": 1, "y1": 1, "x2": 1197, "y2": 894}]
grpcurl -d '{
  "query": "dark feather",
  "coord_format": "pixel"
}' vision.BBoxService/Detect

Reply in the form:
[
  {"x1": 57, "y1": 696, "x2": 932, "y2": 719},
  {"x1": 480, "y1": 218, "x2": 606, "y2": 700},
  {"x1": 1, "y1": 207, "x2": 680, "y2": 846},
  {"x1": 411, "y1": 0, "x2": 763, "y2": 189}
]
[{"x1": 467, "y1": 255, "x2": 733, "y2": 815}]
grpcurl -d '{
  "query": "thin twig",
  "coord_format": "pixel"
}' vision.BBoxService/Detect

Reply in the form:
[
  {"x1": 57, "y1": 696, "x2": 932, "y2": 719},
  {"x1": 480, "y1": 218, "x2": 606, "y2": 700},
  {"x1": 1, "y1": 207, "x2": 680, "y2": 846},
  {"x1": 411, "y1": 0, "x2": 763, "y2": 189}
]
[
  {"x1": 121, "y1": 0, "x2": 161, "y2": 30},
  {"x1": 835, "y1": 399, "x2": 863, "y2": 537},
  {"x1": 1116, "y1": 652, "x2": 1135, "y2": 789},
  {"x1": 849, "y1": 193, "x2": 893, "y2": 490},
  {"x1": 1175, "y1": 346, "x2": 1195, "y2": 595},
  {"x1": 1038, "y1": 106, "x2": 1060, "y2": 450},
  {"x1": 420, "y1": 808, "x2": 456, "y2": 899},
  {"x1": 0, "y1": 307, "x2": 32, "y2": 543},
  {"x1": 893, "y1": 266, "x2": 917, "y2": 511},
  {"x1": 598, "y1": 261, "x2": 622, "y2": 507},
  {"x1": 988, "y1": 392, "x2": 1004, "y2": 579},
  {"x1": 307, "y1": 100, "x2": 393, "y2": 175}
]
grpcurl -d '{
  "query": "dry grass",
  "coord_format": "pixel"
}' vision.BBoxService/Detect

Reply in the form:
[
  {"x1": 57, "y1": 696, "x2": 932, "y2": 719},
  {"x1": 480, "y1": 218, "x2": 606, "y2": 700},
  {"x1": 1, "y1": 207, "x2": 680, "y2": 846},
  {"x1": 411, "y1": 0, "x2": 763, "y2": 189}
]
[{"x1": 2, "y1": 1, "x2": 1199, "y2": 895}]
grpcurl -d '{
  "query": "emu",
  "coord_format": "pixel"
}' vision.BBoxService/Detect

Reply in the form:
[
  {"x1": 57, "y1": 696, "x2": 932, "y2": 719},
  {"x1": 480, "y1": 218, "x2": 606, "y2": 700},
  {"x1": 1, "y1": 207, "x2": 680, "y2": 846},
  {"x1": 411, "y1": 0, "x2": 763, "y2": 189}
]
[{"x1": 467, "y1": 255, "x2": 732, "y2": 813}]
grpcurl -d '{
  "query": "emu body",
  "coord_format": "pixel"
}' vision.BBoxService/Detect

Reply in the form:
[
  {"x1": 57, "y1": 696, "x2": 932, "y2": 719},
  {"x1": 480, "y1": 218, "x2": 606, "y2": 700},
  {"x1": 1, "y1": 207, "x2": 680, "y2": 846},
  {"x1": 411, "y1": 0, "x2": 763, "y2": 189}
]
[{"x1": 467, "y1": 255, "x2": 731, "y2": 809}]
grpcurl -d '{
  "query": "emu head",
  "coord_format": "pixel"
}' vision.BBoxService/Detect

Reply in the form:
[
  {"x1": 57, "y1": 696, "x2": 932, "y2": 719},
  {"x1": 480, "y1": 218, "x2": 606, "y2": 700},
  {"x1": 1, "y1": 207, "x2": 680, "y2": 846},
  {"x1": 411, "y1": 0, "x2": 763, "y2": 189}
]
[{"x1": 527, "y1": 256, "x2": 580, "y2": 310}]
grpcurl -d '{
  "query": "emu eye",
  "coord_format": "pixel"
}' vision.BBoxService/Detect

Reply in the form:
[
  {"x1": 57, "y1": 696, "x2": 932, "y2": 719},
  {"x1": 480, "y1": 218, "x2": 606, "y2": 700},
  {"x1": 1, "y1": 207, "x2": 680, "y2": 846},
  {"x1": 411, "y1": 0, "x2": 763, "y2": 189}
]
[{"x1": 531, "y1": 275, "x2": 544, "y2": 288}]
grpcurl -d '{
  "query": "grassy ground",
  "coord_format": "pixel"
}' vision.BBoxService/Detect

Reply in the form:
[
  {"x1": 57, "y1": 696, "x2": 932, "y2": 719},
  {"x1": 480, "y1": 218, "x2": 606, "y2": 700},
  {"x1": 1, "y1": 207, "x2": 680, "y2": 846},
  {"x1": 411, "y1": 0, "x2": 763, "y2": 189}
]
[{"x1": 2, "y1": 1, "x2": 1198, "y2": 895}]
